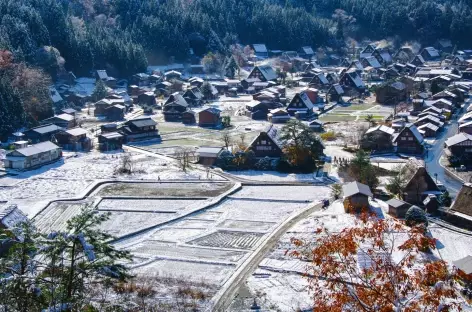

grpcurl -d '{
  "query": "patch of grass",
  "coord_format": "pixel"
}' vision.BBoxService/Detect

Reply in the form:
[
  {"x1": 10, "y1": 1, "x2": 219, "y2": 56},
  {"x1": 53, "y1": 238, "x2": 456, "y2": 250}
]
[
  {"x1": 337, "y1": 103, "x2": 376, "y2": 111},
  {"x1": 320, "y1": 131, "x2": 338, "y2": 141},
  {"x1": 319, "y1": 115, "x2": 357, "y2": 122},
  {"x1": 158, "y1": 124, "x2": 208, "y2": 133}
]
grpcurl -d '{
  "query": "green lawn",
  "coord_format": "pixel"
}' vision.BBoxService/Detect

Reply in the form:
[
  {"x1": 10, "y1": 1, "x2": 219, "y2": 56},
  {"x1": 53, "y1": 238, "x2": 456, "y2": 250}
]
[
  {"x1": 337, "y1": 103, "x2": 376, "y2": 111},
  {"x1": 158, "y1": 124, "x2": 208, "y2": 134},
  {"x1": 319, "y1": 115, "x2": 357, "y2": 122}
]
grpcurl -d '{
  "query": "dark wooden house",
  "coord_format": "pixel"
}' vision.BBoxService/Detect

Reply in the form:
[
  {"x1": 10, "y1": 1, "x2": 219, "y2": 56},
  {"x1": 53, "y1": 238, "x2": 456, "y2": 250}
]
[
  {"x1": 411, "y1": 55, "x2": 425, "y2": 67},
  {"x1": 98, "y1": 132, "x2": 124, "y2": 151},
  {"x1": 402, "y1": 167, "x2": 440, "y2": 205},
  {"x1": 183, "y1": 87, "x2": 204, "y2": 106},
  {"x1": 120, "y1": 117, "x2": 160, "y2": 142},
  {"x1": 375, "y1": 82, "x2": 407, "y2": 105},
  {"x1": 309, "y1": 73, "x2": 330, "y2": 90},
  {"x1": 327, "y1": 84, "x2": 345, "y2": 102},
  {"x1": 339, "y1": 70, "x2": 366, "y2": 95},
  {"x1": 444, "y1": 183, "x2": 472, "y2": 228},
  {"x1": 286, "y1": 91, "x2": 315, "y2": 117},
  {"x1": 246, "y1": 125, "x2": 283, "y2": 158},
  {"x1": 55, "y1": 128, "x2": 92, "y2": 151},
  {"x1": 105, "y1": 104, "x2": 126, "y2": 121},
  {"x1": 360, "y1": 44, "x2": 376, "y2": 59},
  {"x1": 247, "y1": 65, "x2": 277, "y2": 82},
  {"x1": 361, "y1": 125, "x2": 395, "y2": 152},
  {"x1": 24, "y1": 124, "x2": 64, "y2": 143},
  {"x1": 420, "y1": 47, "x2": 440, "y2": 61},
  {"x1": 41, "y1": 114, "x2": 76, "y2": 129},
  {"x1": 372, "y1": 48, "x2": 393, "y2": 65},
  {"x1": 182, "y1": 110, "x2": 196, "y2": 124},
  {"x1": 163, "y1": 93, "x2": 189, "y2": 121},
  {"x1": 392, "y1": 124, "x2": 424, "y2": 154},
  {"x1": 138, "y1": 92, "x2": 156, "y2": 107},
  {"x1": 267, "y1": 108, "x2": 290, "y2": 123},
  {"x1": 445, "y1": 133, "x2": 472, "y2": 164}
]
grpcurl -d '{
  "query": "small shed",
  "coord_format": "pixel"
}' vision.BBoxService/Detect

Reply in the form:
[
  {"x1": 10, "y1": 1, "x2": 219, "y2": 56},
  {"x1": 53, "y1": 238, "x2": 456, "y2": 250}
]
[
  {"x1": 267, "y1": 109, "x2": 290, "y2": 123},
  {"x1": 453, "y1": 256, "x2": 472, "y2": 281},
  {"x1": 105, "y1": 104, "x2": 126, "y2": 121},
  {"x1": 308, "y1": 120, "x2": 324, "y2": 132},
  {"x1": 182, "y1": 110, "x2": 197, "y2": 124},
  {"x1": 0, "y1": 204, "x2": 29, "y2": 255},
  {"x1": 342, "y1": 181, "x2": 373, "y2": 213},
  {"x1": 386, "y1": 198, "x2": 411, "y2": 218},
  {"x1": 423, "y1": 194, "x2": 440, "y2": 214},
  {"x1": 198, "y1": 108, "x2": 222, "y2": 127},
  {"x1": 98, "y1": 132, "x2": 124, "y2": 151},
  {"x1": 197, "y1": 147, "x2": 224, "y2": 166}
]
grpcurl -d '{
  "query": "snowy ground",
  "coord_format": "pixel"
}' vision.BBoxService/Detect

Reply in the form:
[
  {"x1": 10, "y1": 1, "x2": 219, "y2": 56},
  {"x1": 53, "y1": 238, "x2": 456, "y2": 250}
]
[
  {"x1": 32, "y1": 179, "x2": 332, "y2": 308},
  {"x1": 230, "y1": 185, "x2": 331, "y2": 202},
  {"x1": 230, "y1": 199, "x2": 472, "y2": 311},
  {"x1": 0, "y1": 151, "x2": 213, "y2": 217},
  {"x1": 229, "y1": 170, "x2": 317, "y2": 182}
]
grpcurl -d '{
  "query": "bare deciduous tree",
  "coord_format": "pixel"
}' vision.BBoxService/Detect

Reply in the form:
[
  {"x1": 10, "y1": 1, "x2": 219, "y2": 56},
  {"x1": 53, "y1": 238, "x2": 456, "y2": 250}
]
[
  {"x1": 221, "y1": 131, "x2": 232, "y2": 149},
  {"x1": 115, "y1": 153, "x2": 133, "y2": 174},
  {"x1": 175, "y1": 147, "x2": 195, "y2": 172}
]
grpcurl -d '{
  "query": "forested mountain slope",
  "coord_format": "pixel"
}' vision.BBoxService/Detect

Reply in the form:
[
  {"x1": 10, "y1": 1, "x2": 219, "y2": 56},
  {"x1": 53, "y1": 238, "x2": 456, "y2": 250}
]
[
  {"x1": 1, "y1": 0, "x2": 472, "y2": 137},
  {"x1": 1, "y1": 0, "x2": 472, "y2": 76}
]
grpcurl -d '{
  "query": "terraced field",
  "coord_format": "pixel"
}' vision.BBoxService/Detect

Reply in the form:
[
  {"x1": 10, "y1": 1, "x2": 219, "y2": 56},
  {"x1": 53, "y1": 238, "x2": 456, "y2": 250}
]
[
  {"x1": 98, "y1": 198, "x2": 202, "y2": 212},
  {"x1": 97, "y1": 182, "x2": 233, "y2": 197},
  {"x1": 188, "y1": 230, "x2": 265, "y2": 250},
  {"x1": 34, "y1": 201, "x2": 88, "y2": 232},
  {"x1": 128, "y1": 240, "x2": 247, "y2": 263}
]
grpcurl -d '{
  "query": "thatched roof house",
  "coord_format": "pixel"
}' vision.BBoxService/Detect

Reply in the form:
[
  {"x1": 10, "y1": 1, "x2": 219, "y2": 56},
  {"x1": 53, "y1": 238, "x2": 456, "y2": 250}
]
[
  {"x1": 443, "y1": 183, "x2": 472, "y2": 228},
  {"x1": 399, "y1": 158, "x2": 440, "y2": 205}
]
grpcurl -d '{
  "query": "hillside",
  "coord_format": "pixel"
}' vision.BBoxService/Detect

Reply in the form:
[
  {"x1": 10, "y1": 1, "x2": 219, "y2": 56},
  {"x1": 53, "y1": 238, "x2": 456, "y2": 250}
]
[
  {"x1": 1, "y1": 0, "x2": 471, "y2": 77},
  {"x1": 1, "y1": 0, "x2": 472, "y2": 137}
]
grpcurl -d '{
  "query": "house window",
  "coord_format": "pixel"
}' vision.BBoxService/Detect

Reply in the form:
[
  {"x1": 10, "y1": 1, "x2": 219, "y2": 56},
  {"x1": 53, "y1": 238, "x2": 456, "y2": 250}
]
[
  {"x1": 401, "y1": 137, "x2": 406, "y2": 141},
  {"x1": 261, "y1": 140, "x2": 267, "y2": 145},
  {"x1": 256, "y1": 146, "x2": 272, "y2": 151},
  {"x1": 408, "y1": 137, "x2": 414, "y2": 141}
]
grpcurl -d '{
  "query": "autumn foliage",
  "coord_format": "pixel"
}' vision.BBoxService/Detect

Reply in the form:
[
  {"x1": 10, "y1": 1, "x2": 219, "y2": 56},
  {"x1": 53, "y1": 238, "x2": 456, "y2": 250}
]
[{"x1": 289, "y1": 214, "x2": 461, "y2": 311}]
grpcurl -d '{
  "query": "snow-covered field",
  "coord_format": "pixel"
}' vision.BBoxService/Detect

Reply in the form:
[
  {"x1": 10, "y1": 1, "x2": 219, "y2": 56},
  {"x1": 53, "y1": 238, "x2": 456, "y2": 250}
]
[
  {"x1": 230, "y1": 185, "x2": 331, "y2": 202},
  {"x1": 229, "y1": 170, "x2": 317, "y2": 182},
  {"x1": 233, "y1": 199, "x2": 472, "y2": 311},
  {"x1": 131, "y1": 259, "x2": 235, "y2": 286},
  {"x1": 106, "y1": 184, "x2": 331, "y2": 296},
  {"x1": 1, "y1": 151, "x2": 219, "y2": 216},
  {"x1": 97, "y1": 198, "x2": 203, "y2": 212}
]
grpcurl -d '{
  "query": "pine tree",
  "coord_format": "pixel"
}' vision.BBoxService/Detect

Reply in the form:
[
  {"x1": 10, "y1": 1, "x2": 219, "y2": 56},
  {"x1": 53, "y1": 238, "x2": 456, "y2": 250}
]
[
  {"x1": 0, "y1": 221, "x2": 42, "y2": 311},
  {"x1": 40, "y1": 206, "x2": 131, "y2": 310},
  {"x1": 92, "y1": 79, "x2": 108, "y2": 102},
  {"x1": 201, "y1": 81, "x2": 214, "y2": 100},
  {"x1": 224, "y1": 56, "x2": 238, "y2": 78},
  {"x1": 430, "y1": 80, "x2": 441, "y2": 95}
]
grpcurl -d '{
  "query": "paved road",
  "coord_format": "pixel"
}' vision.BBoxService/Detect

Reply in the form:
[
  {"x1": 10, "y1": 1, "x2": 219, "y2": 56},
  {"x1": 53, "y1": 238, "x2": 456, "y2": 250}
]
[{"x1": 424, "y1": 100, "x2": 471, "y2": 198}]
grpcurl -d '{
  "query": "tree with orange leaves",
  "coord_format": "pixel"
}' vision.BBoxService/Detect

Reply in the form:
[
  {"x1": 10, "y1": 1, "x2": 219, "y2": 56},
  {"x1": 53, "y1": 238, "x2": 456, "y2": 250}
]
[{"x1": 289, "y1": 214, "x2": 461, "y2": 311}]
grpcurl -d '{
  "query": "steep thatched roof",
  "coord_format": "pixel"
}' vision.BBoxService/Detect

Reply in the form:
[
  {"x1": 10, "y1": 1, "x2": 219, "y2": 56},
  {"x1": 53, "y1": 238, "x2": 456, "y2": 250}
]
[{"x1": 450, "y1": 183, "x2": 472, "y2": 217}]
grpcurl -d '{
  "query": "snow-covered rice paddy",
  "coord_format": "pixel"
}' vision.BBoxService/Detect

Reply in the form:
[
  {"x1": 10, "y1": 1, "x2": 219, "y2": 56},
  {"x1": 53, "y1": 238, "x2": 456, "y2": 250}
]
[
  {"x1": 98, "y1": 198, "x2": 202, "y2": 212},
  {"x1": 230, "y1": 185, "x2": 331, "y2": 202}
]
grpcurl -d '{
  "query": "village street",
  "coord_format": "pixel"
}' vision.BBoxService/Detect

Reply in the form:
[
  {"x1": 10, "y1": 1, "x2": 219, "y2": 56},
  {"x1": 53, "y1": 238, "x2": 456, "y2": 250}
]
[{"x1": 425, "y1": 98, "x2": 471, "y2": 197}]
